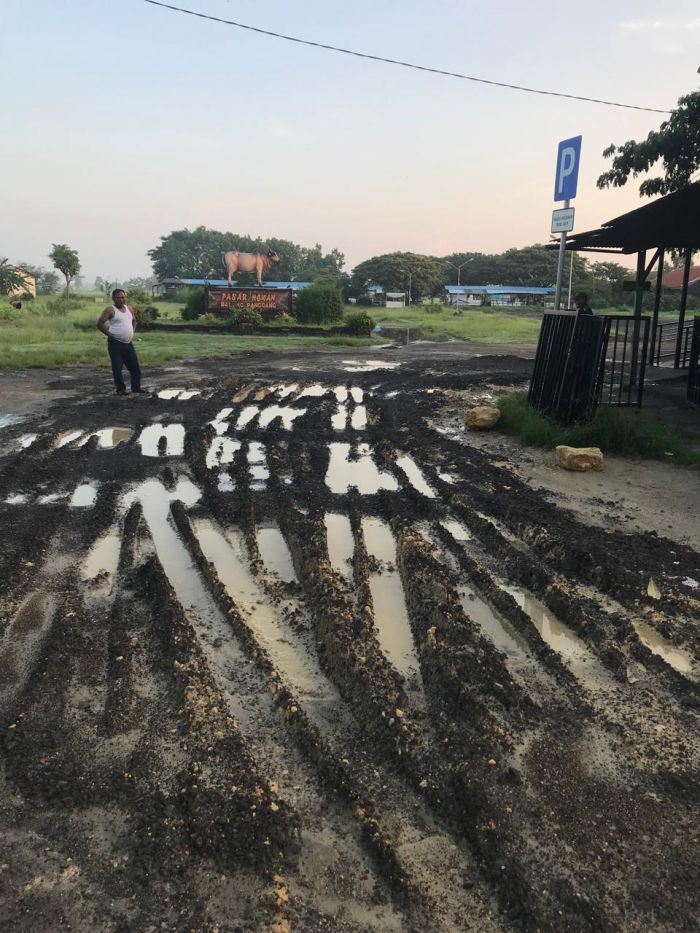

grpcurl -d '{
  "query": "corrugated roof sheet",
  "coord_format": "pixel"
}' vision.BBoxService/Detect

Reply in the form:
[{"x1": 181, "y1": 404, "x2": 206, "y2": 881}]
[
  {"x1": 161, "y1": 278, "x2": 312, "y2": 290},
  {"x1": 559, "y1": 182, "x2": 700, "y2": 254},
  {"x1": 661, "y1": 265, "x2": 700, "y2": 289},
  {"x1": 444, "y1": 285, "x2": 555, "y2": 295}
]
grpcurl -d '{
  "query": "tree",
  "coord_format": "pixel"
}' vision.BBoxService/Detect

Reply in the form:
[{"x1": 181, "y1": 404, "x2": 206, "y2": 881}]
[
  {"x1": 0, "y1": 258, "x2": 28, "y2": 295},
  {"x1": 124, "y1": 275, "x2": 157, "y2": 290},
  {"x1": 38, "y1": 270, "x2": 60, "y2": 294},
  {"x1": 349, "y1": 252, "x2": 444, "y2": 302},
  {"x1": 49, "y1": 243, "x2": 81, "y2": 293},
  {"x1": 597, "y1": 90, "x2": 700, "y2": 197},
  {"x1": 148, "y1": 226, "x2": 345, "y2": 285}
]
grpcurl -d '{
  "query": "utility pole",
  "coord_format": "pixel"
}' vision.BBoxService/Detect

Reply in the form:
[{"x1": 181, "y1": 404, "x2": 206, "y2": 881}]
[{"x1": 445, "y1": 258, "x2": 474, "y2": 286}]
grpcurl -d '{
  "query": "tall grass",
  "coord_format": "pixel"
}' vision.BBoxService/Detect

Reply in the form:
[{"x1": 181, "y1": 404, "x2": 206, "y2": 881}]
[{"x1": 496, "y1": 392, "x2": 700, "y2": 465}]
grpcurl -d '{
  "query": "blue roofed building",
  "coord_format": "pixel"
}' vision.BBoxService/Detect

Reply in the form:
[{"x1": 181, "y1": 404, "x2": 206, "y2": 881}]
[
  {"x1": 153, "y1": 277, "x2": 313, "y2": 297},
  {"x1": 444, "y1": 284, "x2": 556, "y2": 308}
]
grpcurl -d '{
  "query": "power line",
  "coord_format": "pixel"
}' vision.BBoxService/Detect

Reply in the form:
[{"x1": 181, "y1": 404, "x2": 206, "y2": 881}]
[{"x1": 142, "y1": 0, "x2": 671, "y2": 114}]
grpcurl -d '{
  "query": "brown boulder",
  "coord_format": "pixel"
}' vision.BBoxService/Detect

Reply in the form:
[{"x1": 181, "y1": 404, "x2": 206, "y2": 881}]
[
  {"x1": 555, "y1": 445, "x2": 604, "y2": 472},
  {"x1": 465, "y1": 405, "x2": 501, "y2": 430}
]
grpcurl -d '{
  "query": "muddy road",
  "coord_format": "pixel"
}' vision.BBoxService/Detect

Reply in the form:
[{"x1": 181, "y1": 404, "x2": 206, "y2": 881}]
[{"x1": 0, "y1": 349, "x2": 698, "y2": 932}]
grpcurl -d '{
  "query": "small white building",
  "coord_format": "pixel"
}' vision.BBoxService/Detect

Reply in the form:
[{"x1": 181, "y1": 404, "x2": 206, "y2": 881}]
[{"x1": 384, "y1": 291, "x2": 406, "y2": 308}]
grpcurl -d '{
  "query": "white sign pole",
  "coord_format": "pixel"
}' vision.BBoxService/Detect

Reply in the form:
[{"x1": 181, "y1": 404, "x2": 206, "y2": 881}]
[{"x1": 554, "y1": 198, "x2": 570, "y2": 310}]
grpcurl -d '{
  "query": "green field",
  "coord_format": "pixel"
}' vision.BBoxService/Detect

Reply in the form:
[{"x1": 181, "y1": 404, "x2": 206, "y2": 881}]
[
  {"x1": 2, "y1": 293, "x2": 678, "y2": 369},
  {"x1": 0, "y1": 295, "x2": 375, "y2": 368}
]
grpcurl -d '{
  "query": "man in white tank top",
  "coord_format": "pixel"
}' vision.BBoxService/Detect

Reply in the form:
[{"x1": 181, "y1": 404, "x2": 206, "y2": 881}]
[{"x1": 96, "y1": 288, "x2": 146, "y2": 395}]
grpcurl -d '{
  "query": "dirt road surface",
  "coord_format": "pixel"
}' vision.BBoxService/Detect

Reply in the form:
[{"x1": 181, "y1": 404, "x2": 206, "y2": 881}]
[{"x1": 1, "y1": 346, "x2": 698, "y2": 932}]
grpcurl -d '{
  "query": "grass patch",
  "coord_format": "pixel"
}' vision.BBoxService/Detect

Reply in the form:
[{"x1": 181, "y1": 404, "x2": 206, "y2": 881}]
[
  {"x1": 372, "y1": 306, "x2": 542, "y2": 343},
  {"x1": 496, "y1": 392, "x2": 700, "y2": 465}
]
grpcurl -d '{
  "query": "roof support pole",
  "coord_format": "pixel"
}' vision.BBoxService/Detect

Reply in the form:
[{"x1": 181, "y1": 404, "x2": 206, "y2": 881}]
[
  {"x1": 649, "y1": 248, "x2": 665, "y2": 364},
  {"x1": 674, "y1": 247, "x2": 692, "y2": 368},
  {"x1": 629, "y1": 249, "x2": 646, "y2": 387},
  {"x1": 633, "y1": 249, "x2": 646, "y2": 318}
]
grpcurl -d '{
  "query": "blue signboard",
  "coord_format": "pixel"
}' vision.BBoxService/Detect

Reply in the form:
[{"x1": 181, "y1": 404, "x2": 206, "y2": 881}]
[{"x1": 554, "y1": 135, "x2": 582, "y2": 202}]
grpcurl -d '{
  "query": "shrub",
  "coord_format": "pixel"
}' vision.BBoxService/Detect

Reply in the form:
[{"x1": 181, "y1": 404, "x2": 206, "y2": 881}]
[
  {"x1": 124, "y1": 286, "x2": 151, "y2": 308},
  {"x1": 345, "y1": 310, "x2": 374, "y2": 336},
  {"x1": 47, "y1": 294, "x2": 89, "y2": 315},
  {"x1": 294, "y1": 284, "x2": 344, "y2": 325},
  {"x1": 0, "y1": 303, "x2": 21, "y2": 321},
  {"x1": 169, "y1": 287, "x2": 192, "y2": 303},
  {"x1": 228, "y1": 307, "x2": 263, "y2": 331},
  {"x1": 181, "y1": 288, "x2": 206, "y2": 320},
  {"x1": 132, "y1": 304, "x2": 160, "y2": 327}
]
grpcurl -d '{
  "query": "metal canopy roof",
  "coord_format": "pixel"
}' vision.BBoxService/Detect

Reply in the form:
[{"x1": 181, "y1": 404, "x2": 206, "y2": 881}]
[{"x1": 553, "y1": 182, "x2": 700, "y2": 254}]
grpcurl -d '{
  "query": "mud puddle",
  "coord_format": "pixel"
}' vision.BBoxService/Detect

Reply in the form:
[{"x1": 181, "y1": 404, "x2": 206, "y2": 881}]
[
  {"x1": 326, "y1": 443, "x2": 399, "y2": 495},
  {"x1": 503, "y1": 584, "x2": 611, "y2": 686},
  {"x1": 0, "y1": 414, "x2": 26, "y2": 430},
  {"x1": 157, "y1": 388, "x2": 200, "y2": 400},
  {"x1": 457, "y1": 585, "x2": 530, "y2": 660},
  {"x1": 0, "y1": 593, "x2": 57, "y2": 705},
  {"x1": 363, "y1": 518, "x2": 424, "y2": 691},
  {"x1": 632, "y1": 618, "x2": 694, "y2": 675},
  {"x1": 70, "y1": 482, "x2": 99, "y2": 508},
  {"x1": 247, "y1": 441, "x2": 269, "y2": 489},
  {"x1": 81, "y1": 527, "x2": 121, "y2": 595},
  {"x1": 342, "y1": 360, "x2": 402, "y2": 372},
  {"x1": 324, "y1": 513, "x2": 355, "y2": 581},
  {"x1": 440, "y1": 518, "x2": 472, "y2": 541},
  {"x1": 55, "y1": 429, "x2": 84, "y2": 448},
  {"x1": 258, "y1": 405, "x2": 307, "y2": 430},
  {"x1": 206, "y1": 436, "x2": 241, "y2": 469},
  {"x1": 82, "y1": 427, "x2": 133, "y2": 448},
  {"x1": 121, "y1": 478, "x2": 257, "y2": 728},
  {"x1": 255, "y1": 526, "x2": 296, "y2": 582},
  {"x1": 298, "y1": 384, "x2": 327, "y2": 399},
  {"x1": 138, "y1": 423, "x2": 185, "y2": 457},
  {"x1": 396, "y1": 455, "x2": 436, "y2": 498},
  {"x1": 194, "y1": 520, "x2": 338, "y2": 704}
]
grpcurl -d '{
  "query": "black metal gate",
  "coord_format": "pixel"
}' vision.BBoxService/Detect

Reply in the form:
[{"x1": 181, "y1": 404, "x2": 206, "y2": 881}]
[
  {"x1": 601, "y1": 315, "x2": 650, "y2": 407},
  {"x1": 688, "y1": 317, "x2": 700, "y2": 405},
  {"x1": 529, "y1": 313, "x2": 649, "y2": 424}
]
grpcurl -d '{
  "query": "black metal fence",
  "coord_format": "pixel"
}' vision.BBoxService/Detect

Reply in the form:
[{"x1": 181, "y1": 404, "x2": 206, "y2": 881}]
[
  {"x1": 529, "y1": 313, "x2": 649, "y2": 424},
  {"x1": 688, "y1": 317, "x2": 700, "y2": 405},
  {"x1": 652, "y1": 320, "x2": 694, "y2": 367},
  {"x1": 601, "y1": 315, "x2": 650, "y2": 407}
]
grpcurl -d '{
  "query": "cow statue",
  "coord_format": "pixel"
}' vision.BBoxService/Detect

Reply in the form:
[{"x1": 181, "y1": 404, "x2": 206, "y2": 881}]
[{"x1": 222, "y1": 249, "x2": 280, "y2": 287}]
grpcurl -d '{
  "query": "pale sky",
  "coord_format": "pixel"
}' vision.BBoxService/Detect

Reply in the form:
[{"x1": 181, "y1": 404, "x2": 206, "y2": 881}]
[{"x1": 2, "y1": 0, "x2": 699, "y2": 281}]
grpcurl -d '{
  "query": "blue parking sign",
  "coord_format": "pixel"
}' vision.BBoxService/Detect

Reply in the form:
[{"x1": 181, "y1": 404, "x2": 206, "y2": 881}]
[{"x1": 554, "y1": 135, "x2": 582, "y2": 201}]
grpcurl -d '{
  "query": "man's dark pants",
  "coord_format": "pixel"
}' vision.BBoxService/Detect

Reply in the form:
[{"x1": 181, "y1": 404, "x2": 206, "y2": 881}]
[{"x1": 107, "y1": 337, "x2": 141, "y2": 393}]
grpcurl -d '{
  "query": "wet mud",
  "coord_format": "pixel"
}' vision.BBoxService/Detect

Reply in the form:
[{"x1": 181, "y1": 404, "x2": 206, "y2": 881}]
[{"x1": 0, "y1": 351, "x2": 698, "y2": 931}]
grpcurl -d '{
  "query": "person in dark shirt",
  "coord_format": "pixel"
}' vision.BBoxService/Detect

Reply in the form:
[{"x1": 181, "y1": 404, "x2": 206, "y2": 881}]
[{"x1": 573, "y1": 291, "x2": 593, "y2": 315}]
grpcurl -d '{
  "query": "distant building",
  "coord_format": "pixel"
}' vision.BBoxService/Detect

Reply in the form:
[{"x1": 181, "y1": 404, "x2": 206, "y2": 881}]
[
  {"x1": 444, "y1": 285, "x2": 556, "y2": 307},
  {"x1": 153, "y1": 277, "x2": 313, "y2": 297},
  {"x1": 8, "y1": 267, "x2": 36, "y2": 298},
  {"x1": 662, "y1": 265, "x2": 700, "y2": 296},
  {"x1": 363, "y1": 285, "x2": 407, "y2": 307}
]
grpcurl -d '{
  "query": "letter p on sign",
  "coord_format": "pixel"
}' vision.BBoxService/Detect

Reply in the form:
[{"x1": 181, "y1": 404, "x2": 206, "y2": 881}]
[{"x1": 554, "y1": 135, "x2": 582, "y2": 202}]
